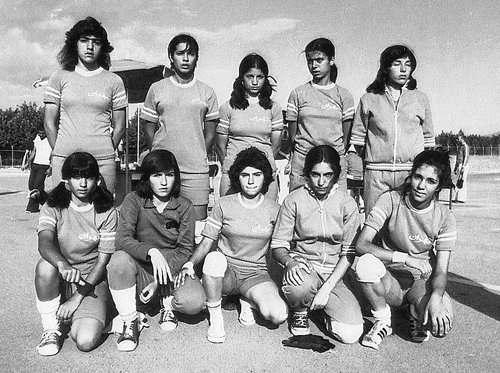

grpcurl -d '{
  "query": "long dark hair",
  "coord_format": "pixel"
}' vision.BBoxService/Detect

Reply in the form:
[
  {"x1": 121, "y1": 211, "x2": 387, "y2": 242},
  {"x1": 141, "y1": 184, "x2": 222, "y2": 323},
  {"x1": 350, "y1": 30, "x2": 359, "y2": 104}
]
[
  {"x1": 47, "y1": 152, "x2": 114, "y2": 213},
  {"x1": 57, "y1": 17, "x2": 113, "y2": 71},
  {"x1": 228, "y1": 147, "x2": 273, "y2": 195},
  {"x1": 366, "y1": 45, "x2": 417, "y2": 94},
  {"x1": 402, "y1": 149, "x2": 451, "y2": 197},
  {"x1": 305, "y1": 38, "x2": 338, "y2": 83},
  {"x1": 136, "y1": 149, "x2": 181, "y2": 199},
  {"x1": 230, "y1": 53, "x2": 274, "y2": 110},
  {"x1": 303, "y1": 145, "x2": 341, "y2": 184}
]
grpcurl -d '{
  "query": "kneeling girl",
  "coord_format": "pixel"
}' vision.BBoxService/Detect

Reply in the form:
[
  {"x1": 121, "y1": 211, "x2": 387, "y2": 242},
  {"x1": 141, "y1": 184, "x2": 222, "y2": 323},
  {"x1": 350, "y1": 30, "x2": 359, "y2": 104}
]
[
  {"x1": 175, "y1": 147, "x2": 288, "y2": 343},
  {"x1": 107, "y1": 149, "x2": 205, "y2": 352},
  {"x1": 35, "y1": 152, "x2": 117, "y2": 356},
  {"x1": 355, "y1": 150, "x2": 456, "y2": 350}
]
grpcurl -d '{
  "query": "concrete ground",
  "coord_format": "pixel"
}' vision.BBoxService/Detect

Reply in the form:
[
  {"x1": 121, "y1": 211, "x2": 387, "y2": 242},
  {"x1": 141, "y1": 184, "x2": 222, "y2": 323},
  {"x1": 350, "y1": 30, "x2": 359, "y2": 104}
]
[{"x1": 0, "y1": 168, "x2": 499, "y2": 373}]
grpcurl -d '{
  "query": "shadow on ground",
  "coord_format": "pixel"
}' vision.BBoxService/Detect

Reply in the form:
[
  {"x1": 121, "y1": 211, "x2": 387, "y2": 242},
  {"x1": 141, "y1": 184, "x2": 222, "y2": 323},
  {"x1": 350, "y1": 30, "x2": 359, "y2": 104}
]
[{"x1": 448, "y1": 272, "x2": 500, "y2": 322}]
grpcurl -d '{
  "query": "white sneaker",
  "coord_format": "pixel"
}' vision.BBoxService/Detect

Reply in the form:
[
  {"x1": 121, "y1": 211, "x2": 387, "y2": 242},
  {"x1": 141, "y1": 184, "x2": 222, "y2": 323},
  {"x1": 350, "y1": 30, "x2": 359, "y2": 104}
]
[
  {"x1": 36, "y1": 329, "x2": 62, "y2": 356},
  {"x1": 158, "y1": 308, "x2": 178, "y2": 331},
  {"x1": 361, "y1": 321, "x2": 392, "y2": 350},
  {"x1": 207, "y1": 315, "x2": 225, "y2": 343},
  {"x1": 239, "y1": 297, "x2": 256, "y2": 326}
]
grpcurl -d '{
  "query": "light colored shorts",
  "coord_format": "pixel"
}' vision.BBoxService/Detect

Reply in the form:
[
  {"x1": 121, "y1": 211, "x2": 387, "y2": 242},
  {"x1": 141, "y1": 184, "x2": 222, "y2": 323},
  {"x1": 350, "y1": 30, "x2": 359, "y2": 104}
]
[
  {"x1": 64, "y1": 279, "x2": 111, "y2": 328},
  {"x1": 222, "y1": 264, "x2": 274, "y2": 297},
  {"x1": 180, "y1": 172, "x2": 210, "y2": 206}
]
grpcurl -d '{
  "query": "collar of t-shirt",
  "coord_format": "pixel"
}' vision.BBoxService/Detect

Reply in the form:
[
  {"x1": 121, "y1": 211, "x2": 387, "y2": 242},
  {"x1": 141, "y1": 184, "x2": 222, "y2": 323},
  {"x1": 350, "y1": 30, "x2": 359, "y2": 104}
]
[
  {"x1": 247, "y1": 96, "x2": 259, "y2": 105},
  {"x1": 69, "y1": 201, "x2": 94, "y2": 212},
  {"x1": 169, "y1": 75, "x2": 197, "y2": 88},
  {"x1": 74, "y1": 65, "x2": 104, "y2": 77},
  {"x1": 237, "y1": 193, "x2": 264, "y2": 209},
  {"x1": 404, "y1": 194, "x2": 435, "y2": 214},
  {"x1": 310, "y1": 81, "x2": 336, "y2": 90}
]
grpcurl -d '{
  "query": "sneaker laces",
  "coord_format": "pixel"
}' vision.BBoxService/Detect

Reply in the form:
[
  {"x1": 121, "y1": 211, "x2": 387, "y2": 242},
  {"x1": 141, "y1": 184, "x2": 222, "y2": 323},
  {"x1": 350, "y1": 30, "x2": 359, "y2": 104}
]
[
  {"x1": 122, "y1": 319, "x2": 137, "y2": 339},
  {"x1": 293, "y1": 313, "x2": 308, "y2": 327},
  {"x1": 160, "y1": 308, "x2": 176, "y2": 322},
  {"x1": 39, "y1": 330, "x2": 60, "y2": 345}
]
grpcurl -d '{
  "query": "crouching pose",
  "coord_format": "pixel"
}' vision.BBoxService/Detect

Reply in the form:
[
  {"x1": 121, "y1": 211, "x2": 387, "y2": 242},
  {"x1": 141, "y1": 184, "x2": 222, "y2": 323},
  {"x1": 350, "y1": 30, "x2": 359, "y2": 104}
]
[
  {"x1": 107, "y1": 150, "x2": 206, "y2": 352},
  {"x1": 272, "y1": 145, "x2": 363, "y2": 344},
  {"x1": 35, "y1": 152, "x2": 117, "y2": 356},
  {"x1": 356, "y1": 150, "x2": 456, "y2": 350},
  {"x1": 175, "y1": 147, "x2": 288, "y2": 343}
]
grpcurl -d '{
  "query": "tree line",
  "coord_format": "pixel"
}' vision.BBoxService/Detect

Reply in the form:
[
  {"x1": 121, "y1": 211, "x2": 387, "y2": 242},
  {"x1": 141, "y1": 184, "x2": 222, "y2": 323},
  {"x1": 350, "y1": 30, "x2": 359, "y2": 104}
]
[{"x1": 1, "y1": 102, "x2": 499, "y2": 156}]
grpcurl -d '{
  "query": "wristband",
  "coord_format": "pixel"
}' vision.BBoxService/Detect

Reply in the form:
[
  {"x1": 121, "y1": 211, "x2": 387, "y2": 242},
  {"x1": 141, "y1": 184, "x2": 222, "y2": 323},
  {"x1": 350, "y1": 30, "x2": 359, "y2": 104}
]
[
  {"x1": 392, "y1": 251, "x2": 409, "y2": 263},
  {"x1": 182, "y1": 262, "x2": 195, "y2": 276},
  {"x1": 76, "y1": 279, "x2": 95, "y2": 297}
]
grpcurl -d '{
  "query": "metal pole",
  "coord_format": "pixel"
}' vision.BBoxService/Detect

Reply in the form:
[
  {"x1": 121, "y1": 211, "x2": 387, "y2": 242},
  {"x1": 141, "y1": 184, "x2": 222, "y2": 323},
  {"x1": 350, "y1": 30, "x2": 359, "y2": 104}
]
[
  {"x1": 11, "y1": 145, "x2": 14, "y2": 168},
  {"x1": 137, "y1": 107, "x2": 140, "y2": 164}
]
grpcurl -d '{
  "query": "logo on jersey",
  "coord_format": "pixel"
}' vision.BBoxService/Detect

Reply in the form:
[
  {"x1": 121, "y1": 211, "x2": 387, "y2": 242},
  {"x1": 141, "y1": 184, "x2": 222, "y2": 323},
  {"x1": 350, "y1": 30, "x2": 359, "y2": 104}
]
[
  {"x1": 191, "y1": 98, "x2": 208, "y2": 107},
  {"x1": 88, "y1": 91, "x2": 110, "y2": 100},
  {"x1": 408, "y1": 234, "x2": 432, "y2": 245},
  {"x1": 320, "y1": 103, "x2": 341, "y2": 111},
  {"x1": 249, "y1": 116, "x2": 270, "y2": 123},
  {"x1": 252, "y1": 222, "x2": 274, "y2": 234},
  {"x1": 78, "y1": 232, "x2": 100, "y2": 242}
]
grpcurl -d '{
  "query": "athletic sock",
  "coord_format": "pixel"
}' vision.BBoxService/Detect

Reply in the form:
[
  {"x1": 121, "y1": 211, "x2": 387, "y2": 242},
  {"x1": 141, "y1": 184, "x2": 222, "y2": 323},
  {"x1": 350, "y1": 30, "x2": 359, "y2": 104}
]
[
  {"x1": 372, "y1": 304, "x2": 392, "y2": 326},
  {"x1": 36, "y1": 295, "x2": 61, "y2": 331},
  {"x1": 163, "y1": 295, "x2": 174, "y2": 311},
  {"x1": 207, "y1": 299, "x2": 223, "y2": 320},
  {"x1": 110, "y1": 286, "x2": 138, "y2": 323}
]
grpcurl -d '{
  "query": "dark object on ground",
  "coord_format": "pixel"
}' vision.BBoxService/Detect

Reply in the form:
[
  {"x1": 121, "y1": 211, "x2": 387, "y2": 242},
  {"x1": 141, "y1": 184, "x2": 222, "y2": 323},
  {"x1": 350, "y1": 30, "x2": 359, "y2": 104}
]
[{"x1": 282, "y1": 334, "x2": 335, "y2": 353}]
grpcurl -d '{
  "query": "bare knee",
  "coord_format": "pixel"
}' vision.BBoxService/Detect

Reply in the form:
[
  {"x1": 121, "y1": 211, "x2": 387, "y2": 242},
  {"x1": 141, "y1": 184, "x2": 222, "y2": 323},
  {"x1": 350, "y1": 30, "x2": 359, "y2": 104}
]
[
  {"x1": 172, "y1": 277, "x2": 206, "y2": 315},
  {"x1": 71, "y1": 320, "x2": 103, "y2": 352}
]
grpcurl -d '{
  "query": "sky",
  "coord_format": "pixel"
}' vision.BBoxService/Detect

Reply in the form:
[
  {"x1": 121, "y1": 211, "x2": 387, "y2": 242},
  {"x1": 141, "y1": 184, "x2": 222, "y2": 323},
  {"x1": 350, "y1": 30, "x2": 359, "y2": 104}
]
[{"x1": 1, "y1": 0, "x2": 499, "y2": 135}]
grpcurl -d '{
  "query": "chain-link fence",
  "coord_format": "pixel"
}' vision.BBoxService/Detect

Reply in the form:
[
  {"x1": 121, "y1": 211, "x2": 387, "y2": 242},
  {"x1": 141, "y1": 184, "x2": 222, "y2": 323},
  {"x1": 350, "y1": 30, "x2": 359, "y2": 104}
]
[
  {"x1": 441, "y1": 145, "x2": 500, "y2": 156},
  {"x1": 0, "y1": 149, "x2": 27, "y2": 167},
  {"x1": 2, "y1": 145, "x2": 499, "y2": 168}
]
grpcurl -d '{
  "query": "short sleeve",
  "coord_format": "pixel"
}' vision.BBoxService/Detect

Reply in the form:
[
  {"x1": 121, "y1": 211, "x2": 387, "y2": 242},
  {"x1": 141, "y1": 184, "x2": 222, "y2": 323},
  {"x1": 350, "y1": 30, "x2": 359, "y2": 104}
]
[
  {"x1": 38, "y1": 204, "x2": 59, "y2": 233},
  {"x1": 286, "y1": 89, "x2": 299, "y2": 122},
  {"x1": 216, "y1": 101, "x2": 231, "y2": 135},
  {"x1": 204, "y1": 87, "x2": 219, "y2": 121},
  {"x1": 364, "y1": 192, "x2": 393, "y2": 232},
  {"x1": 97, "y1": 208, "x2": 118, "y2": 254},
  {"x1": 270, "y1": 194, "x2": 296, "y2": 251},
  {"x1": 202, "y1": 200, "x2": 223, "y2": 240},
  {"x1": 111, "y1": 75, "x2": 128, "y2": 111},
  {"x1": 340, "y1": 197, "x2": 360, "y2": 256},
  {"x1": 340, "y1": 88, "x2": 355, "y2": 122},
  {"x1": 270, "y1": 101, "x2": 284, "y2": 132},
  {"x1": 43, "y1": 71, "x2": 62, "y2": 105},
  {"x1": 140, "y1": 84, "x2": 159, "y2": 123},
  {"x1": 435, "y1": 212, "x2": 456, "y2": 251}
]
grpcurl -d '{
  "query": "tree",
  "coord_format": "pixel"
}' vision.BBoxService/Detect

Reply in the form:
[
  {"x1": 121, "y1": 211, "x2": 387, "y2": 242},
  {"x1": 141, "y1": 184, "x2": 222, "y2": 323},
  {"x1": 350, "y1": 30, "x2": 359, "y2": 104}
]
[{"x1": 0, "y1": 102, "x2": 44, "y2": 149}]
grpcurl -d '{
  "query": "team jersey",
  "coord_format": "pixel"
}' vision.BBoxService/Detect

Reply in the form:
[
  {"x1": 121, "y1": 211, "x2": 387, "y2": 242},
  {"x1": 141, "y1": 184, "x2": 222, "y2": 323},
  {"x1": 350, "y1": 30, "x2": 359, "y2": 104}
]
[
  {"x1": 365, "y1": 190, "x2": 456, "y2": 271},
  {"x1": 202, "y1": 193, "x2": 280, "y2": 270},
  {"x1": 217, "y1": 98, "x2": 283, "y2": 172},
  {"x1": 43, "y1": 67, "x2": 127, "y2": 159},
  {"x1": 38, "y1": 202, "x2": 118, "y2": 275},
  {"x1": 286, "y1": 82, "x2": 354, "y2": 156},
  {"x1": 271, "y1": 185, "x2": 360, "y2": 274},
  {"x1": 141, "y1": 76, "x2": 219, "y2": 174}
]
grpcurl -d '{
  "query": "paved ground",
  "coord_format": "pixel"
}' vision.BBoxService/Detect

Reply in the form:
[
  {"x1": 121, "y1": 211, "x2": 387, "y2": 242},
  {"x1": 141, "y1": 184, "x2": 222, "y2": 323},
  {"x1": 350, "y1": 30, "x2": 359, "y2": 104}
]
[{"x1": 0, "y1": 169, "x2": 499, "y2": 373}]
